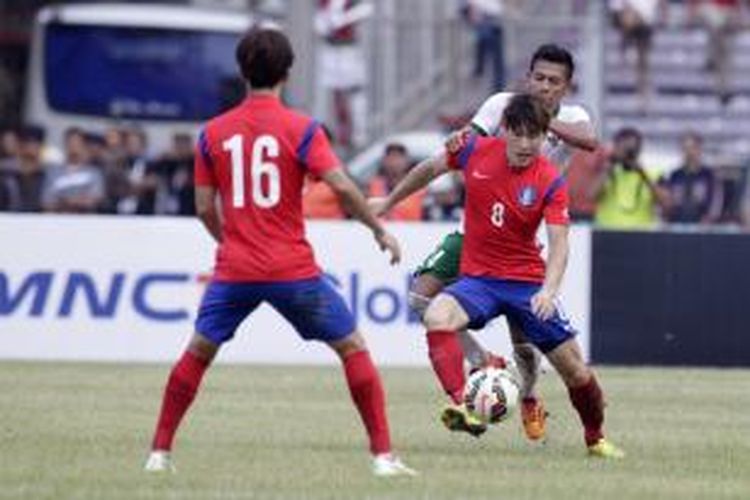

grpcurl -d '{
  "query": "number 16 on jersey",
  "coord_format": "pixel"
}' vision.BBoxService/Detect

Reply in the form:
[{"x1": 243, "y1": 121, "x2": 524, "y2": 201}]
[{"x1": 223, "y1": 134, "x2": 281, "y2": 209}]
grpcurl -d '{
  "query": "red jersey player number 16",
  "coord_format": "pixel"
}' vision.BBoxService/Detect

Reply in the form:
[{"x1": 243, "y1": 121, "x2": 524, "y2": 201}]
[{"x1": 145, "y1": 26, "x2": 417, "y2": 477}]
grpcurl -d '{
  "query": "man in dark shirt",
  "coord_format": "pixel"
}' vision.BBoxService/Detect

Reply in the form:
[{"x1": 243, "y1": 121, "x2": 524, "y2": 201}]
[
  {"x1": 0, "y1": 125, "x2": 50, "y2": 212},
  {"x1": 662, "y1": 132, "x2": 717, "y2": 224}
]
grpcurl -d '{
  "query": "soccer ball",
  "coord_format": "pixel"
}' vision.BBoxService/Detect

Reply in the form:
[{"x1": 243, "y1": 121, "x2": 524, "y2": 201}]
[{"x1": 463, "y1": 367, "x2": 520, "y2": 425}]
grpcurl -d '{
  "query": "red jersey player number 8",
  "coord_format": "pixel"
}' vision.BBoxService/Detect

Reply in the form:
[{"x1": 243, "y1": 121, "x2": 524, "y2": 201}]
[
  {"x1": 223, "y1": 133, "x2": 281, "y2": 208},
  {"x1": 491, "y1": 201, "x2": 504, "y2": 228}
]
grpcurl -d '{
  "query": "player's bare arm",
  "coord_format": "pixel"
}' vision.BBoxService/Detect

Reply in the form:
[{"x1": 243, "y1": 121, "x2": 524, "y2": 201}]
[
  {"x1": 531, "y1": 224, "x2": 569, "y2": 321},
  {"x1": 548, "y1": 119, "x2": 598, "y2": 153},
  {"x1": 195, "y1": 185, "x2": 222, "y2": 243},
  {"x1": 369, "y1": 152, "x2": 451, "y2": 217},
  {"x1": 322, "y1": 168, "x2": 401, "y2": 265}
]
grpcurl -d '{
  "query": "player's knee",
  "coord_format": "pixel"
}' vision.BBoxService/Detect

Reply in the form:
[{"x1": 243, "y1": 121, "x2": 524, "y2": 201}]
[
  {"x1": 188, "y1": 333, "x2": 219, "y2": 363},
  {"x1": 407, "y1": 291, "x2": 431, "y2": 317},
  {"x1": 329, "y1": 330, "x2": 367, "y2": 359},
  {"x1": 562, "y1": 362, "x2": 591, "y2": 388},
  {"x1": 566, "y1": 365, "x2": 591, "y2": 387},
  {"x1": 422, "y1": 302, "x2": 454, "y2": 331}
]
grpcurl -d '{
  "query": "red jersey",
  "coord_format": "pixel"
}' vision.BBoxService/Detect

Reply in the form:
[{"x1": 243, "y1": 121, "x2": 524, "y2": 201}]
[
  {"x1": 195, "y1": 95, "x2": 339, "y2": 281},
  {"x1": 447, "y1": 135, "x2": 569, "y2": 283}
]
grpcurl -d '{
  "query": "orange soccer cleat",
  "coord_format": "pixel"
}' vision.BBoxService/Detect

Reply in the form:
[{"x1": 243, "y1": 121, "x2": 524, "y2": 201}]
[{"x1": 520, "y1": 397, "x2": 547, "y2": 441}]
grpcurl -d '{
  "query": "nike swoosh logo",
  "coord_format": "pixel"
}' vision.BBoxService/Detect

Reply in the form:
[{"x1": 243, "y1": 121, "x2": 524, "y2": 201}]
[{"x1": 472, "y1": 171, "x2": 491, "y2": 179}]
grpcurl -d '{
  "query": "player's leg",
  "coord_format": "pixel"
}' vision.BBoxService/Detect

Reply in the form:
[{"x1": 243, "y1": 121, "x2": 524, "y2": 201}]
[
  {"x1": 424, "y1": 277, "x2": 500, "y2": 437},
  {"x1": 545, "y1": 340, "x2": 624, "y2": 458},
  {"x1": 145, "y1": 282, "x2": 259, "y2": 472},
  {"x1": 508, "y1": 320, "x2": 547, "y2": 441},
  {"x1": 272, "y1": 277, "x2": 416, "y2": 476},
  {"x1": 327, "y1": 331, "x2": 416, "y2": 476},
  {"x1": 506, "y1": 284, "x2": 623, "y2": 458},
  {"x1": 422, "y1": 292, "x2": 472, "y2": 405},
  {"x1": 412, "y1": 232, "x2": 500, "y2": 370}
]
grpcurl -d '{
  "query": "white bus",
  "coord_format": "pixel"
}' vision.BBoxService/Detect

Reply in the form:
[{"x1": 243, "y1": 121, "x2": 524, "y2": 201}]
[{"x1": 24, "y1": 3, "x2": 255, "y2": 152}]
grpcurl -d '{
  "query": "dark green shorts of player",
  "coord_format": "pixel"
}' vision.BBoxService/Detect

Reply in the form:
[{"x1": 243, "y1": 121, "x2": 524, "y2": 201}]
[{"x1": 413, "y1": 231, "x2": 464, "y2": 283}]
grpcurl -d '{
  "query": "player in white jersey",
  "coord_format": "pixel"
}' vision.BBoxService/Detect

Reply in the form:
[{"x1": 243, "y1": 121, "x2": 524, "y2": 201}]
[{"x1": 370, "y1": 44, "x2": 597, "y2": 439}]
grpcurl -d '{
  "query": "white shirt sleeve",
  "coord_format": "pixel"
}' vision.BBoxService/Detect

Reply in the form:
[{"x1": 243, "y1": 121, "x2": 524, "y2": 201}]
[
  {"x1": 559, "y1": 104, "x2": 592, "y2": 125},
  {"x1": 470, "y1": 92, "x2": 513, "y2": 136}
]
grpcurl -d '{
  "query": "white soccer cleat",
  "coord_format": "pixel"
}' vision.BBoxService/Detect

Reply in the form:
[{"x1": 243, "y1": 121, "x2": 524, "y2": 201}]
[
  {"x1": 144, "y1": 450, "x2": 176, "y2": 473},
  {"x1": 372, "y1": 453, "x2": 418, "y2": 477}
]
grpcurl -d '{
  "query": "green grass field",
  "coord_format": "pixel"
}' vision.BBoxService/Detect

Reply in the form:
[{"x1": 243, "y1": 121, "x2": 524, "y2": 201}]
[{"x1": 1, "y1": 362, "x2": 748, "y2": 499}]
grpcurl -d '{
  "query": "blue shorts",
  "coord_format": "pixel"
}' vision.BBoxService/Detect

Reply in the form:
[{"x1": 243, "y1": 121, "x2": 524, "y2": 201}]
[
  {"x1": 443, "y1": 276, "x2": 576, "y2": 353},
  {"x1": 194, "y1": 277, "x2": 356, "y2": 345}
]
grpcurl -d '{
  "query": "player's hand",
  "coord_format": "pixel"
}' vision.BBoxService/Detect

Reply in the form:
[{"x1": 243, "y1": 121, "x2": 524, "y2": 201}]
[
  {"x1": 445, "y1": 129, "x2": 470, "y2": 154},
  {"x1": 530, "y1": 289, "x2": 556, "y2": 321},
  {"x1": 374, "y1": 230, "x2": 401, "y2": 265},
  {"x1": 367, "y1": 196, "x2": 390, "y2": 217}
]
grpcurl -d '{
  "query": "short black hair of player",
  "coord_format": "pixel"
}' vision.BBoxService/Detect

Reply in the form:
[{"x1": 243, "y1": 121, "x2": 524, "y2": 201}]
[
  {"x1": 236, "y1": 27, "x2": 294, "y2": 89},
  {"x1": 502, "y1": 94, "x2": 551, "y2": 137},
  {"x1": 530, "y1": 43, "x2": 575, "y2": 80}
]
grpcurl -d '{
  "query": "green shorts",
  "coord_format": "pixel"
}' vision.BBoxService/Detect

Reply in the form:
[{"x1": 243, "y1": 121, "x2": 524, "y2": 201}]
[{"x1": 414, "y1": 231, "x2": 464, "y2": 283}]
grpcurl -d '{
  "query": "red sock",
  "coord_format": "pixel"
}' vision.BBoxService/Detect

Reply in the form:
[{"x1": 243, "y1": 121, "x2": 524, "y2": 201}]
[
  {"x1": 151, "y1": 351, "x2": 209, "y2": 451},
  {"x1": 568, "y1": 375, "x2": 605, "y2": 446},
  {"x1": 427, "y1": 329, "x2": 465, "y2": 404},
  {"x1": 343, "y1": 350, "x2": 391, "y2": 455}
]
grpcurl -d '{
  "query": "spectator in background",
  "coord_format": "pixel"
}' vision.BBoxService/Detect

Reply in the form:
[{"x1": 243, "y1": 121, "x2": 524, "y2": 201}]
[
  {"x1": 368, "y1": 143, "x2": 425, "y2": 221},
  {"x1": 609, "y1": 0, "x2": 668, "y2": 110},
  {"x1": 1, "y1": 127, "x2": 18, "y2": 160},
  {"x1": 461, "y1": 0, "x2": 508, "y2": 92},
  {"x1": 315, "y1": 0, "x2": 372, "y2": 151},
  {"x1": 661, "y1": 132, "x2": 719, "y2": 224},
  {"x1": 85, "y1": 132, "x2": 111, "y2": 169},
  {"x1": 303, "y1": 178, "x2": 346, "y2": 219},
  {"x1": 0, "y1": 125, "x2": 50, "y2": 212},
  {"x1": 303, "y1": 123, "x2": 345, "y2": 219},
  {"x1": 154, "y1": 132, "x2": 196, "y2": 216},
  {"x1": 688, "y1": 0, "x2": 746, "y2": 105},
  {"x1": 116, "y1": 127, "x2": 158, "y2": 215},
  {"x1": 741, "y1": 165, "x2": 750, "y2": 230},
  {"x1": 566, "y1": 148, "x2": 609, "y2": 222},
  {"x1": 422, "y1": 172, "x2": 463, "y2": 222},
  {"x1": 42, "y1": 127, "x2": 105, "y2": 213},
  {"x1": 99, "y1": 126, "x2": 129, "y2": 214},
  {"x1": 590, "y1": 127, "x2": 670, "y2": 228}
]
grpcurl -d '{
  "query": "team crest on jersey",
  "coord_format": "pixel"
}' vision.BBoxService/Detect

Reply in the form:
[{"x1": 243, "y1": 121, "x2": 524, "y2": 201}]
[{"x1": 518, "y1": 186, "x2": 537, "y2": 207}]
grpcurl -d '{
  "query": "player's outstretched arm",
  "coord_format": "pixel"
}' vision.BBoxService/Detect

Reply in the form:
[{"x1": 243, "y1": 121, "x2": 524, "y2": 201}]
[
  {"x1": 195, "y1": 186, "x2": 223, "y2": 243},
  {"x1": 322, "y1": 168, "x2": 401, "y2": 265},
  {"x1": 548, "y1": 119, "x2": 598, "y2": 153},
  {"x1": 369, "y1": 152, "x2": 451, "y2": 217},
  {"x1": 531, "y1": 224, "x2": 569, "y2": 321}
]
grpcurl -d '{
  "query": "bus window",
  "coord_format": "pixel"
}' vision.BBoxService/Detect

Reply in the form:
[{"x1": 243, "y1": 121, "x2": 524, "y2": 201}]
[{"x1": 44, "y1": 23, "x2": 245, "y2": 121}]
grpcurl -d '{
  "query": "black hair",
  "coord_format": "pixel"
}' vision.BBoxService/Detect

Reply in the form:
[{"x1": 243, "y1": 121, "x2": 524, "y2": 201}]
[
  {"x1": 614, "y1": 127, "x2": 642, "y2": 145},
  {"x1": 18, "y1": 125, "x2": 46, "y2": 143},
  {"x1": 236, "y1": 27, "x2": 294, "y2": 89},
  {"x1": 502, "y1": 94, "x2": 551, "y2": 137},
  {"x1": 530, "y1": 43, "x2": 575, "y2": 80},
  {"x1": 384, "y1": 143, "x2": 408, "y2": 156}
]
